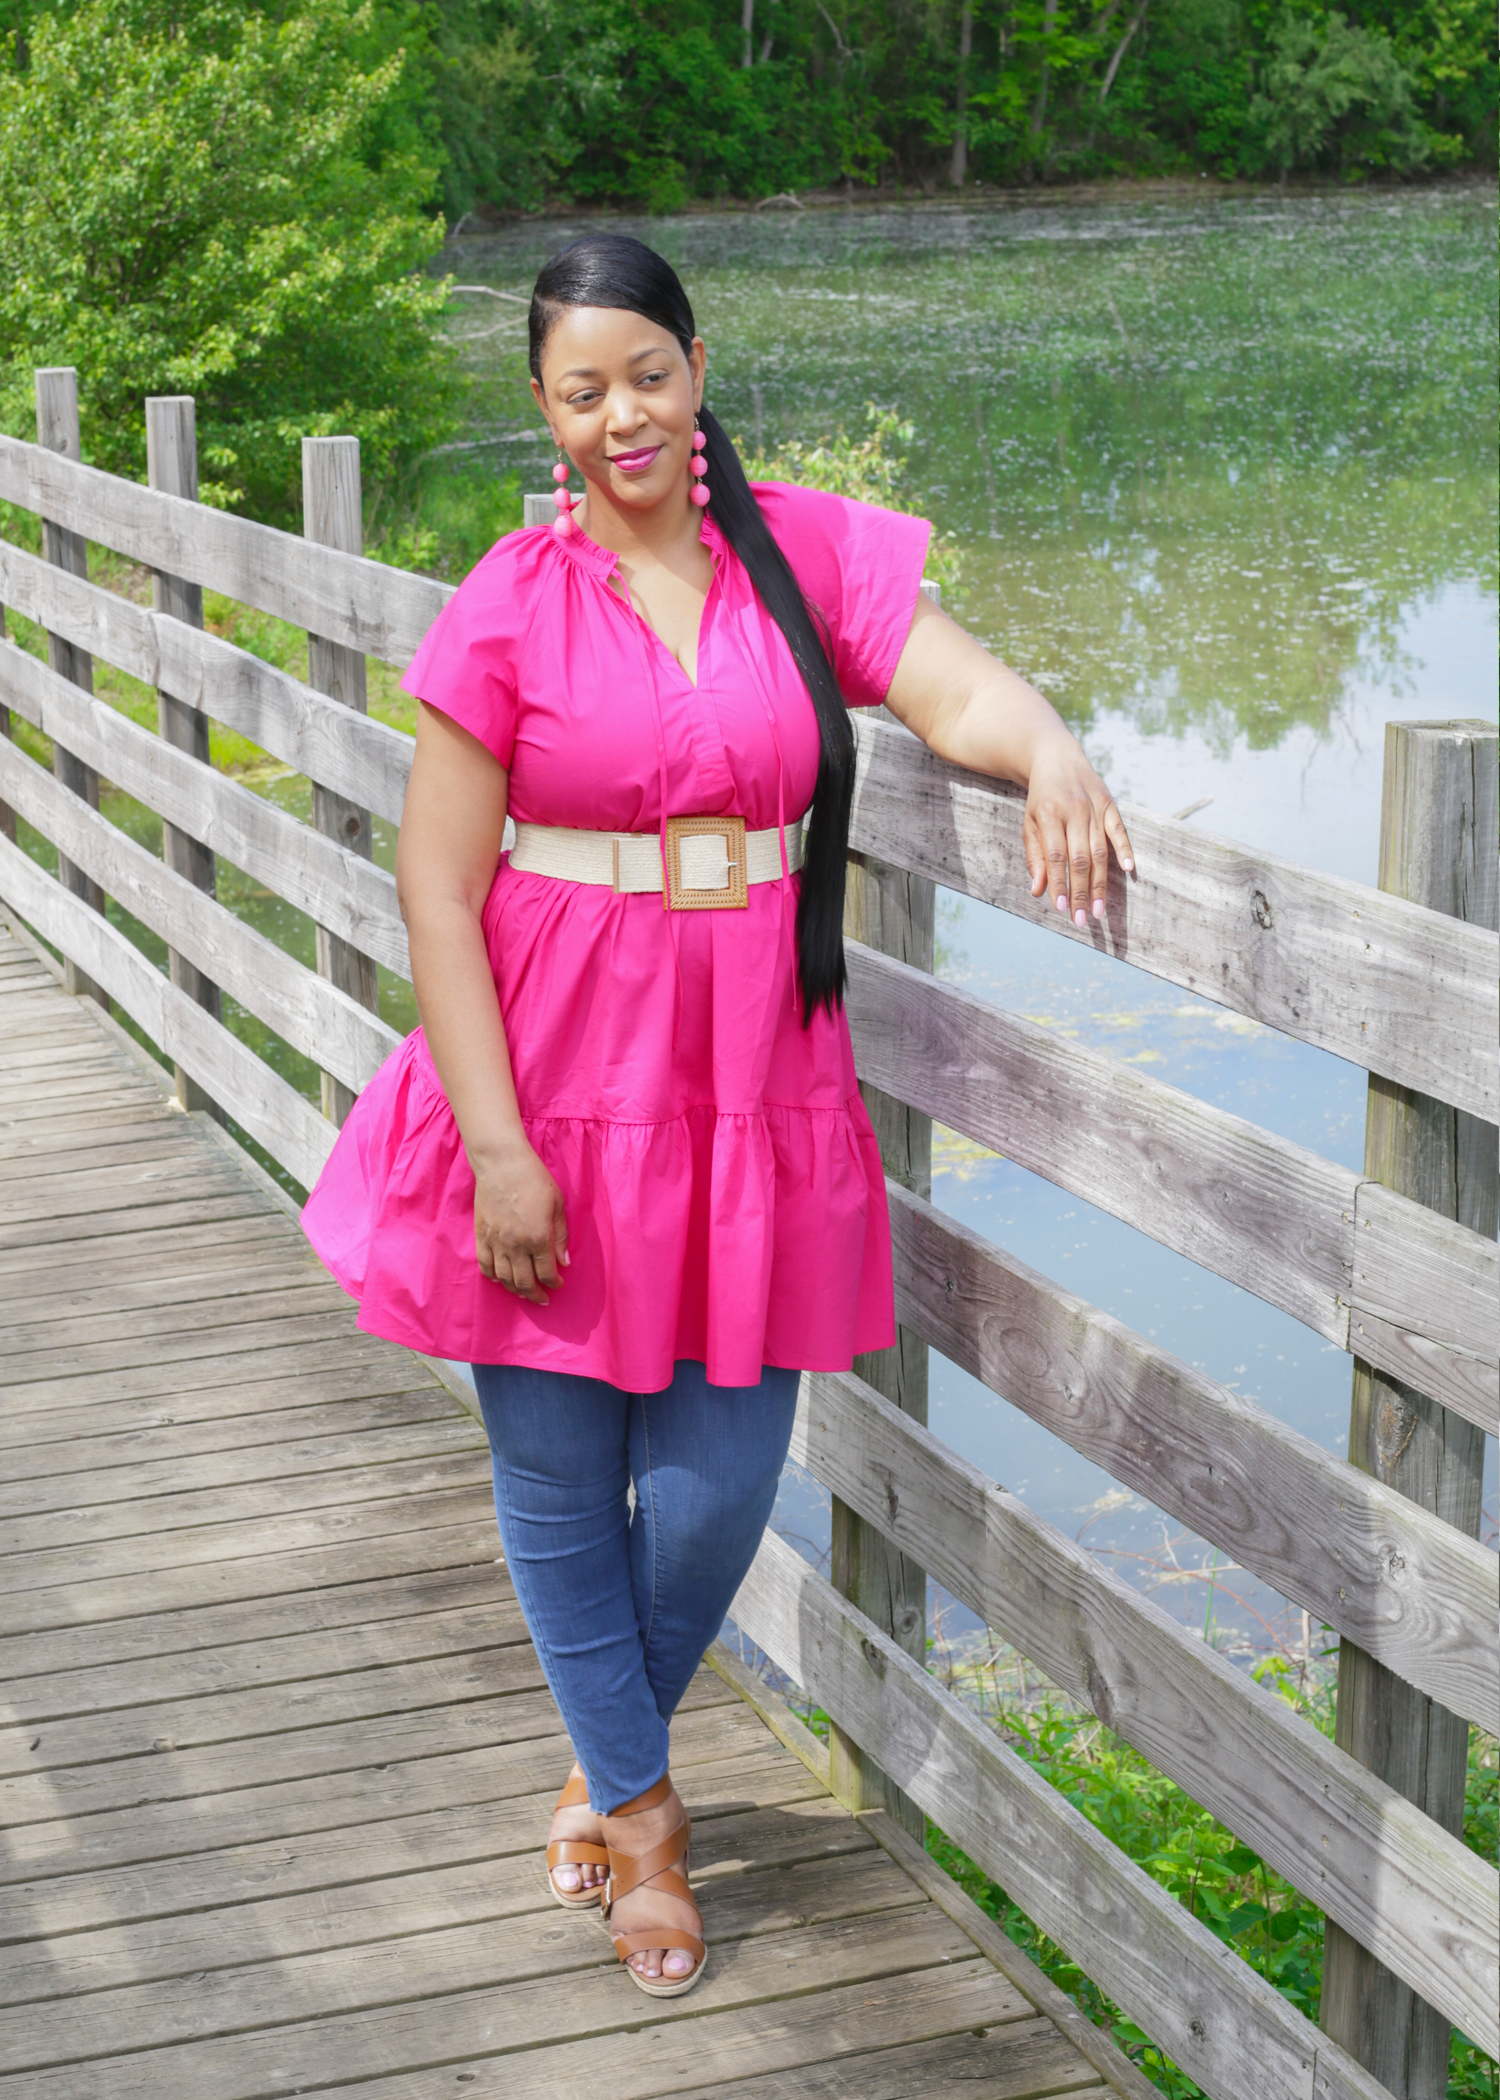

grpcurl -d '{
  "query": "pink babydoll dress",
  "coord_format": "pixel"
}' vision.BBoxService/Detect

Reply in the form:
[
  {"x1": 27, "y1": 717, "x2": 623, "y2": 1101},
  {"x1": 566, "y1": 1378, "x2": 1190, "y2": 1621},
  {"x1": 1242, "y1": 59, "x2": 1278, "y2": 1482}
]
[{"x1": 301, "y1": 482, "x2": 930, "y2": 1390}]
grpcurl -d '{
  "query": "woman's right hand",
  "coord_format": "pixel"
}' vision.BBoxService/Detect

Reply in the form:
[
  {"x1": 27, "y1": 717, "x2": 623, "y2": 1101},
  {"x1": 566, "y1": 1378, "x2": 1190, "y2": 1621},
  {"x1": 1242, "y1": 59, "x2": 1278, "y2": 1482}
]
[{"x1": 472, "y1": 1136, "x2": 569, "y2": 1305}]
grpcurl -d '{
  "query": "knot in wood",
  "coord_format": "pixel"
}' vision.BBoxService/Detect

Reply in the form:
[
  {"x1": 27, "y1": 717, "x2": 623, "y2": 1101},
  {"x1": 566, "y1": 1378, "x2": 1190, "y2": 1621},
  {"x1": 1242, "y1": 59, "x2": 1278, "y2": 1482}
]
[
  {"x1": 859, "y1": 1637, "x2": 887, "y2": 1678},
  {"x1": 1251, "y1": 888, "x2": 1274, "y2": 930}
]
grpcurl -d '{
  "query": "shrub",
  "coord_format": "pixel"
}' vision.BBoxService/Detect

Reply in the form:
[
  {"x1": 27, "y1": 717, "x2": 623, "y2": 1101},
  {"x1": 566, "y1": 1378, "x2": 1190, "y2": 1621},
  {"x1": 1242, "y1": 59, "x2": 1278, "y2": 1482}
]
[{"x1": 0, "y1": 0, "x2": 462, "y2": 521}]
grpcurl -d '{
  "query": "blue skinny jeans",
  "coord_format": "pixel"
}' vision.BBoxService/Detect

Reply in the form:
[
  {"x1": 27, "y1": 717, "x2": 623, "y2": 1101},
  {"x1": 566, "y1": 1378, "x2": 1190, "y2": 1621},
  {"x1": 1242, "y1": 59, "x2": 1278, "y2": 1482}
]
[{"x1": 471, "y1": 1359, "x2": 800, "y2": 1814}]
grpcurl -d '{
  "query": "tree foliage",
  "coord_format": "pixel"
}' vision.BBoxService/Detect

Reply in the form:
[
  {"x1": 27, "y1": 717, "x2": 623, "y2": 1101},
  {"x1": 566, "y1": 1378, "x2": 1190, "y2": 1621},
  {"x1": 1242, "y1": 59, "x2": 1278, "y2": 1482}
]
[{"x1": 0, "y1": 0, "x2": 461, "y2": 519}]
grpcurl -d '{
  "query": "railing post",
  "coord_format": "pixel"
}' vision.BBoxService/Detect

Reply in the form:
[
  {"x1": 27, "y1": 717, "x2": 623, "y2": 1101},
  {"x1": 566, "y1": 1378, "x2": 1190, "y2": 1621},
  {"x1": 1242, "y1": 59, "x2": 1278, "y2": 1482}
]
[
  {"x1": 146, "y1": 396, "x2": 221, "y2": 1112},
  {"x1": 35, "y1": 368, "x2": 106, "y2": 1005},
  {"x1": 1321, "y1": 718, "x2": 1498, "y2": 2094},
  {"x1": 0, "y1": 604, "x2": 13, "y2": 846},
  {"x1": 828, "y1": 632, "x2": 937, "y2": 1841},
  {"x1": 302, "y1": 435, "x2": 378, "y2": 1127}
]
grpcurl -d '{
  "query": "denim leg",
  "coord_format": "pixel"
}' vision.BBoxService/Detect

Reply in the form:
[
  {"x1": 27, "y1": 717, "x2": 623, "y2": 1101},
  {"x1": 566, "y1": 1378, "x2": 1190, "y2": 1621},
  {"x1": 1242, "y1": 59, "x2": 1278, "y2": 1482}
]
[
  {"x1": 471, "y1": 1362, "x2": 670, "y2": 1814},
  {"x1": 628, "y1": 1361, "x2": 801, "y2": 1724}
]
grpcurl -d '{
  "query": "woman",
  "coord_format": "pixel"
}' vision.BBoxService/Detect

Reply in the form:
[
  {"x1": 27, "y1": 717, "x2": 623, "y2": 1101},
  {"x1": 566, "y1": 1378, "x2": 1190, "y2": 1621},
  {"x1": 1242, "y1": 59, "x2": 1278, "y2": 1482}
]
[{"x1": 302, "y1": 233, "x2": 1133, "y2": 1999}]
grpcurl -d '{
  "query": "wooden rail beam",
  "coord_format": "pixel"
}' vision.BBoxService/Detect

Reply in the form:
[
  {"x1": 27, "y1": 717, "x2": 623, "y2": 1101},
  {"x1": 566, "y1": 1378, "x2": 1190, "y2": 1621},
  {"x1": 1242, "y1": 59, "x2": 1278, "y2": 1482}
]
[
  {"x1": 850, "y1": 710, "x2": 1499, "y2": 1123},
  {"x1": 794, "y1": 1366, "x2": 1498, "y2": 2049},
  {"x1": 887, "y1": 1178, "x2": 1497, "y2": 1731},
  {"x1": 302, "y1": 438, "x2": 380, "y2": 1128},
  {"x1": 0, "y1": 539, "x2": 414, "y2": 827},
  {"x1": 732, "y1": 1529, "x2": 1395, "y2": 2100},
  {"x1": 0, "y1": 429, "x2": 449, "y2": 667},
  {"x1": 0, "y1": 639, "x2": 409, "y2": 980},
  {"x1": 145, "y1": 396, "x2": 220, "y2": 1112},
  {"x1": 1322, "y1": 719, "x2": 1499, "y2": 2092},
  {"x1": 34, "y1": 369, "x2": 105, "y2": 1006}
]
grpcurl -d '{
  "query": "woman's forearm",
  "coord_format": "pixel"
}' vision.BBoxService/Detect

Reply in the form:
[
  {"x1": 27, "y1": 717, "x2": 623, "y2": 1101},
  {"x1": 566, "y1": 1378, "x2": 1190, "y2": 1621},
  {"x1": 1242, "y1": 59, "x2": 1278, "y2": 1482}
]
[
  {"x1": 885, "y1": 596, "x2": 1073, "y2": 783},
  {"x1": 407, "y1": 895, "x2": 529, "y2": 1171}
]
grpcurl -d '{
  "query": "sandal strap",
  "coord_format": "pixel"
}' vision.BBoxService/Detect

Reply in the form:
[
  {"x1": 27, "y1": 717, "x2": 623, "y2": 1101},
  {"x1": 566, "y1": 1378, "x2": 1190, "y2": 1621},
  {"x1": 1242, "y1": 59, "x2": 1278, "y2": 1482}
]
[
  {"x1": 610, "y1": 1773, "x2": 673, "y2": 1816},
  {"x1": 605, "y1": 1823, "x2": 688, "y2": 1904},
  {"x1": 546, "y1": 1838, "x2": 609, "y2": 1870},
  {"x1": 610, "y1": 1925, "x2": 704, "y2": 1964},
  {"x1": 554, "y1": 1770, "x2": 592, "y2": 1812}
]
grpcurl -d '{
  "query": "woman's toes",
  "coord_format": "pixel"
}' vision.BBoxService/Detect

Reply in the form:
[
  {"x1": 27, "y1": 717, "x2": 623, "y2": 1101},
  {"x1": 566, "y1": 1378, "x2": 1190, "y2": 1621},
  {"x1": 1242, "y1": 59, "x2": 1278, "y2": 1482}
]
[
  {"x1": 553, "y1": 1864, "x2": 582, "y2": 1892},
  {"x1": 663, "y1": 1949, "x2": 692, "y2": 1977}
]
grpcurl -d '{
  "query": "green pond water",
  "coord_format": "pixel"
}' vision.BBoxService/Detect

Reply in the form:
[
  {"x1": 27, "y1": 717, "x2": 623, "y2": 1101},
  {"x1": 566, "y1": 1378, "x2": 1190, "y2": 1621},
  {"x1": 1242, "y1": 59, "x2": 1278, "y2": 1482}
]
[
  {"x1": 444, "y1": 183, "x2": 1499, "y2": 1653},
  {"x1": 30, "y1": 183, "x2": 1494, "y2": 1660}
]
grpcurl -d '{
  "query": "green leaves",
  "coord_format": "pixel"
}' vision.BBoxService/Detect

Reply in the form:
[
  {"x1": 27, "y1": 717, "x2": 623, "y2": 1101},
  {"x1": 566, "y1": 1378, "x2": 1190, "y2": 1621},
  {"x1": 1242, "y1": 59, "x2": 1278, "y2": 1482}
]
[{"x1": 0, "y1": 0, "x2": 462, "y2": 521}]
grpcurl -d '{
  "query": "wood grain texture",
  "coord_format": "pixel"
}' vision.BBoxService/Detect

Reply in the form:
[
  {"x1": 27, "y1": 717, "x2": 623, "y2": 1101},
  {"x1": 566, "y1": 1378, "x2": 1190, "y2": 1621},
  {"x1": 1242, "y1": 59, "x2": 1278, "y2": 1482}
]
[
  {"x1": 888, "y1": 1182, "x2": 1498, "y2": 1730},
  {"x1": 848, "y1": 938, "x2": 1497, "y2": 1416},
  {"x1": 0, "y1": 535, "x2": 414, "y2": 823},
  {"x1": 0, "y1": 429, "x2": 449, "y2": 667},
  {"x1": 850, "y1": 710, "x2": 1499, "y2": 1121},
  {"x1": 146, "y1": 394, "x2": 220, "y2": 1111},
  {"x1": 0, "y1": 635, "x2": 411, "y2": 977},
  {"x1": 794, "y1": 1368, "x2": 1498, "y2": 2049},
  {"x1": 302, "y1": 435, "x2": 380, "y2": 1127},
  {"x1": 0, "y1": 732, "x2": 402, "y2": 1092},
  {"x1": 1351, "y1": 1180, "x2": 1497, "y2": 1434},
  {"x1": 732, "y1": 1530, "x2": 1393, "y2": 2100},
  {"x1": 0, "y1": 832, "x2": 335, "y2": 1190}
]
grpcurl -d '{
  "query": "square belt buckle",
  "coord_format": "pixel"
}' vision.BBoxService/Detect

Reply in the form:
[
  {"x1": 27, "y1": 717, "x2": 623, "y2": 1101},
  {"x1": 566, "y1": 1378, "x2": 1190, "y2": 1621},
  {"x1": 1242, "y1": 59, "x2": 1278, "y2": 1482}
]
[{"x1": 663, "y1": 814, "x2": 748, "y2": 911}]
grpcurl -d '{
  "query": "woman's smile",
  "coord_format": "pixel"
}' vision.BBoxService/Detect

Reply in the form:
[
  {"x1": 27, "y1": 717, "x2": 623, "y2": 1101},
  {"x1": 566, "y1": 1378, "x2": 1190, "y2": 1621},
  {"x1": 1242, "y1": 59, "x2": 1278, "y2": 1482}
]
[{"x1": 607, "y1": 444, "x2": 662, "y2": 472}]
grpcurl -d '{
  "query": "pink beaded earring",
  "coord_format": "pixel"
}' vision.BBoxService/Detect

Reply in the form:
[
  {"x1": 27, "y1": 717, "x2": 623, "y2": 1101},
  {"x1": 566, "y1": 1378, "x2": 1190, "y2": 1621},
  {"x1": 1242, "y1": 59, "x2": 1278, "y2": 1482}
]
[
  {"x1": 551, "y1": 446, "x2": 575, "y2": 537},
  {"x1": 688, "y1": 422, "x2": 710, "y2": 508}
]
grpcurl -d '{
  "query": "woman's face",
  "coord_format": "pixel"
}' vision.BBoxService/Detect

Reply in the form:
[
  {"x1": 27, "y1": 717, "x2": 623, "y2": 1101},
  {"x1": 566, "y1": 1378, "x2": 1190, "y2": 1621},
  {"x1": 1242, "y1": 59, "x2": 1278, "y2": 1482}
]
[{"x1": 532, "y1": 305, "x2": 705, "y2": 517}]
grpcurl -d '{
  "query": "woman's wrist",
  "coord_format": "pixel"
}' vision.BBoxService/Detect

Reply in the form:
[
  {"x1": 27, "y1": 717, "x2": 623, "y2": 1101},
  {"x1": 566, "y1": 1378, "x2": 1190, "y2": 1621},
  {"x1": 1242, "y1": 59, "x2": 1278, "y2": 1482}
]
[{"x1": 465, "y1": 1124, "x2": 535, "y2": 1175}]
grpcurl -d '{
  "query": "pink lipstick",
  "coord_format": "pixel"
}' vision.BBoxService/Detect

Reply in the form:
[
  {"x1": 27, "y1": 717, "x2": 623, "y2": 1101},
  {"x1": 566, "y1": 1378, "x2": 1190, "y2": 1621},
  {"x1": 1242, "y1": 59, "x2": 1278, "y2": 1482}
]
[{"x1": 608, "y1": 446, "x2": 662, "y2": 473}]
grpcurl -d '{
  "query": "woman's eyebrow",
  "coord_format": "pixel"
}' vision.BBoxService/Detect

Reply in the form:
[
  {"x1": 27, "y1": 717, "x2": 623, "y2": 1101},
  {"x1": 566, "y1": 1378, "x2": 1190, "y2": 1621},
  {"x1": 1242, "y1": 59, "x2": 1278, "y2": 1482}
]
[{"x1": 558, "y1": 346, "x2": 674, "y2": 380}]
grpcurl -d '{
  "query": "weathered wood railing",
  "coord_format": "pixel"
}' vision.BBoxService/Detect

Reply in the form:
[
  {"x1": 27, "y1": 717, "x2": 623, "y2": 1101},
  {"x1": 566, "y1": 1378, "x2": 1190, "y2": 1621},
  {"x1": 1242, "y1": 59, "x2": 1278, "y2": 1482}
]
[{"x1": 0, "y1": 377, "x2": 1494, "y2": 2100}]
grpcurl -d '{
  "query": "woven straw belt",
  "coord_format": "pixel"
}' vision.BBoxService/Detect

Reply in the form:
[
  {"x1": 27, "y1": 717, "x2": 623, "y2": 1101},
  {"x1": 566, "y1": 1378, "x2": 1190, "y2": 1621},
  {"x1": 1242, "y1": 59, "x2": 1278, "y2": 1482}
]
[{"x1": 510, "y1": 814, "x2": 803, "y2": 911}]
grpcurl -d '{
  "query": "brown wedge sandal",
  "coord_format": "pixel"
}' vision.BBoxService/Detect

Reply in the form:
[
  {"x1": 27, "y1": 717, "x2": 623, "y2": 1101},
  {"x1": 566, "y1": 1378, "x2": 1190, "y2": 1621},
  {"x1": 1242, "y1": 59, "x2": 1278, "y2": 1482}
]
[
  {"x1": 601, "y1": 1774, "x2": 706, "y2": 1999},
  {"x1": 545, "y1": 1767, "x2": 610, "y2": 1909}
]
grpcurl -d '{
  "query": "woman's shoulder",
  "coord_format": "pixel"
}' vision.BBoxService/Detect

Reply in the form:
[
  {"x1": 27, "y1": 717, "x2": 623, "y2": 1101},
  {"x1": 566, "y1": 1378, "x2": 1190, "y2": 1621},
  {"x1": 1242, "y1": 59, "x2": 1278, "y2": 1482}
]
[
  {"x1": 456, "y1": 522, "x2": 564, "y2": 598},
  {"x1": 749, "y1": 479, "x2": 916, "y2": 534}
]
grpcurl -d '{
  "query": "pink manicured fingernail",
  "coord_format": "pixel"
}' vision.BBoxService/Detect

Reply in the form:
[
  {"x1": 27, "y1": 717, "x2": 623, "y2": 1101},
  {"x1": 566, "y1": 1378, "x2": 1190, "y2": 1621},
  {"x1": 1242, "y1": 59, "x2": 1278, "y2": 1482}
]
[
  {"x1": 1074, "y1": 908, "x2": 1087, "y2": 928},
  {"x1": 561, "y1": 1250, "x2": 570, "y2": 1267},
  {"x1": 1055, "y1": 893, "x2": 1068, "y2": 912},
  {"x1": 1123, "y1": 858, "x2": 1135, "y2": 873},
  {"x1": 1092, "y1": 899, "x2": 1105, "y2": 920}
]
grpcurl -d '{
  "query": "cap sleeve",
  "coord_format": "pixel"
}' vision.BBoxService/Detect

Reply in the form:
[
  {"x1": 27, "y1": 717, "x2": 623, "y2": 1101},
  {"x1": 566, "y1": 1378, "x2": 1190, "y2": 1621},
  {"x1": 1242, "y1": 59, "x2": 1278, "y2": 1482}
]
[
  {"x1": 398, "y1": 534, "x2": 539, "y2": 768},
  {"x1": 751, "y1": 481, "x2": 931, "y2": 709}
]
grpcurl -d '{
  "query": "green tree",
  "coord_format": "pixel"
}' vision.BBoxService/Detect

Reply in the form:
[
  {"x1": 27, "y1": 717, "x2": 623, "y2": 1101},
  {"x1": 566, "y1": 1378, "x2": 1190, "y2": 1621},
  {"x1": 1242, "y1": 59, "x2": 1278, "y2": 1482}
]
[
  {"x1": 1249, "y1": 8, "x2": 1436, "y2": 172},
  {"x1": 0, "y1": 0, "x2": 462, "y2": 521}
]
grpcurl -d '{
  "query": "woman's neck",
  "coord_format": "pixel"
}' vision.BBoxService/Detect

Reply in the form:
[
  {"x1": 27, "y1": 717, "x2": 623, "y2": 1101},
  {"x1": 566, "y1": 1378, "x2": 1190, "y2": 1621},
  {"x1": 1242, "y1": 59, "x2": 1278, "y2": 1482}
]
[{"x1": 573, "y1": 484, "x2": 705, "y2": 575}]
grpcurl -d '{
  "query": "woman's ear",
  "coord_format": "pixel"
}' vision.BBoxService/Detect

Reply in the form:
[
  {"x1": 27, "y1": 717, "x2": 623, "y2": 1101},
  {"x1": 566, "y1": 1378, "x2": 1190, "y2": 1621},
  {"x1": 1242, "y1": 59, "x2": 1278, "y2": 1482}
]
[
  {"x1": 529, "y1": 375, "x2": 549, "y2": 423},
  {"x1": 689, "y1": 337, "x2": 706, "y2": 413}
]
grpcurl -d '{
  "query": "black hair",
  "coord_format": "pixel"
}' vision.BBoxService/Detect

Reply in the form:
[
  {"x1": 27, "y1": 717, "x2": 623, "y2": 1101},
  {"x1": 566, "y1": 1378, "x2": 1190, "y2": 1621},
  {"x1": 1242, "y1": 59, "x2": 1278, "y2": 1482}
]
[{"x1": 529, "y1": 232, "x2": 853, "y2": 1023}]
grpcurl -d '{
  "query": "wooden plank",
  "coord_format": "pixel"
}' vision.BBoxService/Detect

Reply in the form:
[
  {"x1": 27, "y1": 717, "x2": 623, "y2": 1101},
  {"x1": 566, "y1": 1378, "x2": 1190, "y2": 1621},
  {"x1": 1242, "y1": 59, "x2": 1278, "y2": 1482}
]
[
  {"x1": 0, "y1": 1712, "x2": 821, "y2": 1890},
  {"x1": 0, "y1": 732, "x2": 403, "y2": 1091},
  {"x1": 0, "y1": 832, "x2": 336, "y2": 1190},
  {"x1": 0, "y1": 636, "x2": 411, "y2": 976},
  {"x1": 0, "y1": 1446, "x2": 485, "y2": 1560},
  {"x1": 796, "y1": 1368, "x2": 1498, "y2": 2039},
  {"x1": 850, "y1": 710, "x2": 1500, "y2": 1121},
  {"x1": 0, "y1": 1384, "x2": 447, "y2": 1480},
  {"x1": 312, "y1": 1969, "x2": 1040, "y2": 2100},
  {"x1": 0, "y1": 1212, "x2": 291, "y2": 1290},
  {"x1": 0, "y1": 1906, "x2": 979, "y2": 2098},
  {"x1": 1323, "y1": 718, "x2": 1498, "y2": 2082},
  {"x1": 146, "y1": 393, "x2": 221, "y2": 1112},
  {"x1": 1351, "y1": 1179, "x2": 1498, "y2": 1434},
  {"x1": 0, "y1": 1555, "x2": 504, "y2": 1686},
  {"x1": 0, "y1": 1729, "x2": 813, "y2": 1956},
  {"x1": 861, "y1": 1809, "x2": 1164, "y2": 2100},
  {"x1": 732, "y1": 1530, "x2": 1396, "y2": 2100},
  {"x1": 33, "y1": 369, "x2": 107, "y2": 1005},
  {"x1": 0, "y1": 1302, "x2": 405, "y2": 1392},
  {"x1": 303, "y1": 434, "x2": 381, "y2": 1126},
  {"x1": 672, "y1": 2038, "x2": 1106, "y2": 2100},
  {"x1": 889, "y1": 1183, "x2": 1498, "y2": 1730},
  {"x1": 0, "y1": 1327, "x2": 401, "y2": 1412},
  {"x1": 1, "y1": 1502, "x2": 498, "y2": 1635},
  {"x1": 0, "y1": 1411, "x2": 478, "y2": 1520},
  {"x1": 0, "y1": 429, "x2": 450, "y2": 667},
  {"x1": 0, "y1": 1796, "x2": 873, "y2": 2008},
  {"x1": 0, "y1": 1351, "x2": 439, "y2": 1446},
  {"x1": 0, "y1": 1849, "x2": 931, "y2": 2076},
  {"x1": 0, "y1": 1252, "x2": 335, "y2": 1339},
  {"x1": 0, "y1": 1188, "x2": 288, "y2": 1258},
  {"x1": 0, "y1": 536, "x2": 415, "y2": 823},
  {"x1": 849, "y1": 940, "x2": 1497, "y2": 1415}
]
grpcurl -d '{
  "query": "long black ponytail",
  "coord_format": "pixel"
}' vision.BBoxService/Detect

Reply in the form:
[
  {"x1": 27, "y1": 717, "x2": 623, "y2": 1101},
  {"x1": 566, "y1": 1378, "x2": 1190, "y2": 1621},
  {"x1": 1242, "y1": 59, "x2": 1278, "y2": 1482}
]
[{"x1": 528, "y1": 233, "x2": 854, "y2": 1022}]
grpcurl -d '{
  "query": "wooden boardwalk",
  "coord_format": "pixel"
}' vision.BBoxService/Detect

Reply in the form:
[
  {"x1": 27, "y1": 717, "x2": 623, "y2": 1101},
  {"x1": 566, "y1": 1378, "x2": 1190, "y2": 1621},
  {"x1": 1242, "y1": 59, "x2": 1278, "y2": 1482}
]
[{"x1": 0, "y1": 921, "x2": 1133, "y2": 2100}]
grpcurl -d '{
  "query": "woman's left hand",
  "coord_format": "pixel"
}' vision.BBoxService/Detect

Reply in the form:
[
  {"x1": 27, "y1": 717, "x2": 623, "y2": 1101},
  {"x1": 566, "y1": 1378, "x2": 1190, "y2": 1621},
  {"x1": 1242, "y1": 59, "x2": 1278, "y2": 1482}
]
[{"x1": 1023, "y1": 731, "x2": 1135, "y2": 926}]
